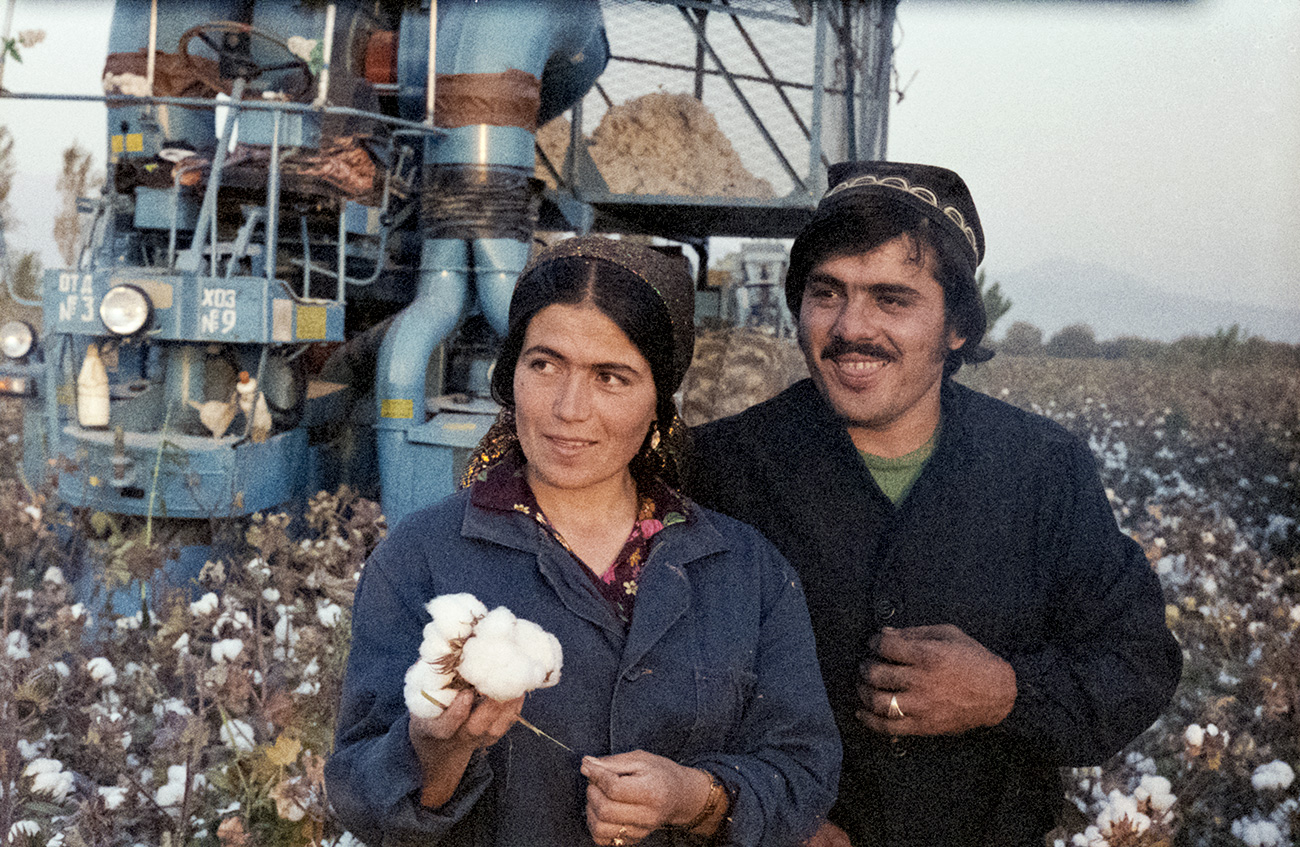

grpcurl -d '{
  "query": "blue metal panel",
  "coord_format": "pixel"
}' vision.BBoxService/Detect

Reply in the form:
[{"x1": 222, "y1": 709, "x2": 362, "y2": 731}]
[
  {"x1": 406, "y1": 411, "x2": 495, "y2": 448},
  {"x1": 42, "y1": 269, "x2": 344, "y2": 344},
  {"x1": 236, "y1": 108, "x2": 321, "y2": 148},
  {"x1": 134, "y1": 187, "x2": 200, "y2": 230},
  {"x1": 54, "y1": 425, "x2": 313, "y2": 519}
]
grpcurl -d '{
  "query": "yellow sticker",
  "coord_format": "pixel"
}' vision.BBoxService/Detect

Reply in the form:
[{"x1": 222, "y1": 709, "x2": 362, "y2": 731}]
[
  {"x1": 296, "y1": 305, "x2": 327, "y2": 339},
  {"x1": 380, "y1": 399, "x2": 414, "y2": 419},
  {"x1": 89, "y1": 476, "x2": 100, "y2": 487},
  {"x1": 442, "y1": 422, "x2": 477, "y2": 431},
  {"x1": 111, "y1": 135, "x2": 124, "y2": 154},
  {"x1": 126, "y1": 133, "x2": 144, "y2": 153}
]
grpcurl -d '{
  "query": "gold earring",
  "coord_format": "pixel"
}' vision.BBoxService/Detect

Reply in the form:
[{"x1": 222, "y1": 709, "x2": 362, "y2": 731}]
[{"x1": 649, "y1": 423, "x2": 661, "y2": 452}]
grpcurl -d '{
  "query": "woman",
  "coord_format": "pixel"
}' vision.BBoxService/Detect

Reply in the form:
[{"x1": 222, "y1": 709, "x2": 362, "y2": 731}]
[{"x1": 326, "y1": 236, "x2": 840, "y2": 846}]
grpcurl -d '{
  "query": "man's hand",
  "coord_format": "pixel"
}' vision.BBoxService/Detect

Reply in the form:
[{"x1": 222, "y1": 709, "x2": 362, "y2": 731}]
[
  {"x1": 857, "y1": 624, "x2": 1016, "y2": 736},
  {"x1": 804, "y1": 820, "x2": 853, "y2": 847}
]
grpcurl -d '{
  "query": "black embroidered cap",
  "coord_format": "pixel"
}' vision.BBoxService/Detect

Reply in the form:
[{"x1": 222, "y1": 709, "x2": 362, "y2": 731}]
[
  {"x1": 785, "y1": 160, "x2": 985, "y2": 314},
  {"x1": 828, "y1": 161, "x2": 982, "y2": 266}
]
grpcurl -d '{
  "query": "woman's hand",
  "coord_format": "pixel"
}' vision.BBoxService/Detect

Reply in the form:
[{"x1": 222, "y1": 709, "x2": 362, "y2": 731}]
[
  {"x1": 581, "y1": 752, "x2": 720, "y2": 845},
  {"x1": 408, "y1": 689, "x2": 525, "y2": 808}
]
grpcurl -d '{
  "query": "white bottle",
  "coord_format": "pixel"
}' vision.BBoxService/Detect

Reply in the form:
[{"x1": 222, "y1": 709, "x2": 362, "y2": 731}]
[
  {"x1": 77, "y1": 343, "x2": 110, "y2": 428},
  {"x1": 235, "y1": 371, "x2": 258, "y2": 418}
]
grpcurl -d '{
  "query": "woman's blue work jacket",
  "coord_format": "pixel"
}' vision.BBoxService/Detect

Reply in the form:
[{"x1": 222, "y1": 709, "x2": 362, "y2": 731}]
[{"x1": 326, "y1": 486, "x2": 841, "y2": 847}]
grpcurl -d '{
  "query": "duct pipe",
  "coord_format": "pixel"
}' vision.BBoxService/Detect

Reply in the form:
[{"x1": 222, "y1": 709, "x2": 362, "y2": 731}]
[{"x1": 374, "y1": 238, "x2": 469, "y2": 431}]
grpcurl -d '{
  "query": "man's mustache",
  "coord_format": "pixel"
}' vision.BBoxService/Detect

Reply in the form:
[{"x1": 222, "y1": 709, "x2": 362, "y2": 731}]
[{"x1": 821, "y1": 335, "x2": 895, "y2": 362}]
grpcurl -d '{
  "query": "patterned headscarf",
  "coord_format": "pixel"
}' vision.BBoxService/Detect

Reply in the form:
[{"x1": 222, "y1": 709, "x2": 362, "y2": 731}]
[
  {"x1": 515, "y1": 236, "x2": 696, "y2": 390},
  {"x1": 461, "y1": 236, "x2": 695, "y2": 489}
]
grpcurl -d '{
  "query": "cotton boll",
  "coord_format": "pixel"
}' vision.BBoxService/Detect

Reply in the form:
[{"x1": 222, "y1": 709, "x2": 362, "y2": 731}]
[
  {"x1": 28, "y1": 760, "x2": 74, "y2": 802},
  {"x1": 511, "y1": 619, "x2": 563, "y2": 688},
  {"x1": 6, "y1": 630, "x2": 30, "y2": 660},
  {"x1": 211, "y1": 638, "x2": 244, "y2": 664},
  {"x1": 473, "y1": 606, "x2": 519, "y2": 642},
  {"x1": 87, "y1": 656, "x2": 118, "y2": 687},
  {"x1": 156, "y1": 764, "x2": 193, "y2": 807},
  {"x1": 190, "y1": 592, "x2": 219, "y2": 617},
  {"x1": 1136, "y1": 774, "x2": 1176, "y2": 814},
  {"x1": 1096, "y1": 793, "x2": 1149, "y2": 837},
  {"x1": 1251, "y1": 760, "x2": 1296, "y2": 792},
  {"x1": 1183, "y1": 724, "x2": 1204, "y2": 747},
  {"x1": 404, "y1": 661, "x2": 455, "y2": 719},
  {"x1": 459, "y1": 634, "x2": 533, "y2": 701},
  {"x1": 1231, "y1": 817, "x2": 1284, "y2": 847},
  {"x1": 220, "y1": 718, "x2": 256, "y2": 752},
  {"x1": 419, "y1": 623, "x2": 453, "y2": 663},
  {"x1": 317, "y1": 601, "x2": 343, "y2": 628},
  {"x1": 98, "y1": 785, "x2": 127, "y2": 810},
  {"x1": 9, "y1": 821, "x2": 40, "y2": 839},
  {"x1": 425, "y1": 593, "x2": 487, "y2": 642}
]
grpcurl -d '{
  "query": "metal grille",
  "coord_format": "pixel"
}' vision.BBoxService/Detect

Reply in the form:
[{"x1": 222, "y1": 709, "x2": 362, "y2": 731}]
[
  {"x1": 562, "y1": 0, "x2": 895, "y2": 204},
  {"x1": 583, "y1": 0, "x2": 827, "y2": 199}
]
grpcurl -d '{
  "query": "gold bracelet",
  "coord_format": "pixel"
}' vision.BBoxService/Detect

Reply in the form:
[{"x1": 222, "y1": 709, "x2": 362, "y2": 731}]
[{"x1": 681, "y1": 773, "x2": 723, "y2": 832}]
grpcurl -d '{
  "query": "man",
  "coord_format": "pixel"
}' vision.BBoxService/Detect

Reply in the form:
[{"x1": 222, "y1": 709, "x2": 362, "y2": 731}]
[{"x1": 687, "y1": 161, "x2": 1181, "y2": 847}]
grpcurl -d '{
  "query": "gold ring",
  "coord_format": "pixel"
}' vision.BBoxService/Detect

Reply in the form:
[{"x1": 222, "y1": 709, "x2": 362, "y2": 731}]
[
  {"x1": 613, "y1": 827, "x2": 628, "y2": 847},
  {"x1": 888, "y1": 694, "x2": 905, "y2": 719}
]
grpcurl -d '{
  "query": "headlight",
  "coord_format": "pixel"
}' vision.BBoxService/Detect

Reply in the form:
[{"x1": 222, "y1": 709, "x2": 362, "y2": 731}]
[
  {"x1": 100, "y1": 285, "x2": 152, "y2": 335},
  {"x1": 0, "y1": 321, "x2": 34, "y2": 359}
]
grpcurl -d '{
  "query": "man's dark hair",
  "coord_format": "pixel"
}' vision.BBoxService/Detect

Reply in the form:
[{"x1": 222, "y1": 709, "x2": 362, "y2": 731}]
[{"x1": 785, "y1": 197, "x2": 993, "y2": 377}]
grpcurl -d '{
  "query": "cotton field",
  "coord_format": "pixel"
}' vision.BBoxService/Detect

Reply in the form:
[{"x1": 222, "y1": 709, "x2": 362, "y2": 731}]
[{"x1": 0, "y1": 352, "x2": 1297, "y2": 846}]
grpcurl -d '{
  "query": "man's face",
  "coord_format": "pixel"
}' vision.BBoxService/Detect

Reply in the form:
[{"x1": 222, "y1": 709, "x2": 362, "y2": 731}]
[{"x1": 797, "y1": 236, "x2": 966, "y2": 456}]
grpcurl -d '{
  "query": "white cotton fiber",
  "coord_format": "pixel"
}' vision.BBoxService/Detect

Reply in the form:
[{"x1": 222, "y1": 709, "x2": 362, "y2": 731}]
[
  {"x1": 406, "y1": 594, "x2": 565, "y2": 712},
  {"x1": 472, "y1": 606, "x2": 519, "y2": 642},
  {"x1": 405, "y1": 661, "x2": 455, "y2": 719},
  {"x1": 512, "y1": 618, "x2": 563, "y2": 689},
  {"x1": 419, "y1": 623, "x2": 453, "y2": 663},
  {"x1": 425, "y1": 593, "x2": 487, "y2": 642},
  {"x1": 459, "y1": 633, "x2": 533, "y2": 701}
]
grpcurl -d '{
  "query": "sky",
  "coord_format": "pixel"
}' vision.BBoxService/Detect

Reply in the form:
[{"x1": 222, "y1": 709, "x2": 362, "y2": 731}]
[
  {"x1": 886, "y1": 0, "x2": 1300, "y2": 334},
  {"x1": 0, "y1": 0, "x2": 1296, "y2": 339}
]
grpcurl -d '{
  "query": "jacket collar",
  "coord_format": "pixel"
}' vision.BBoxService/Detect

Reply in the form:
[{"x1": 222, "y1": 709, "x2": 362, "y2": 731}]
[{"x1": 457, "y1": 488, "x2": 733, "y2": 656}]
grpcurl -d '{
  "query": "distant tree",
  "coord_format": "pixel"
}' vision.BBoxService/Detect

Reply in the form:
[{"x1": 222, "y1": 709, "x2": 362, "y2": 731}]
[
  {"x1": 9, "y1": 250, "x2": 40, "y2": 301},
  {"x1": 999, "y1": 320, "x2": 1043, "y2": 356},
  {"x1": 0, "y1": 250, "x2": 41, "y2": 321},
  {"x1": 55, "y1": 142, "x2": 98, "y2": 267},
  {"x1": 1100, "y1": 336, "x2": 1164, "y2": 360},
  {"x1": 0, "y1": 127, "x2": 13, "y2": 232},
  {"x1": 1045, "y1": 323, "x2": 1100, "y2": 358},
  {"x1": 976, "y1": 269, "x2": 1012, "y2": 337}
]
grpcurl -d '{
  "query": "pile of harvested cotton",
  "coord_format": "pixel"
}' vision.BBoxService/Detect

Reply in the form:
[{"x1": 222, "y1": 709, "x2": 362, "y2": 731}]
[{"x1": 536, "y1": 92, "x2": 773, "y2": 198}]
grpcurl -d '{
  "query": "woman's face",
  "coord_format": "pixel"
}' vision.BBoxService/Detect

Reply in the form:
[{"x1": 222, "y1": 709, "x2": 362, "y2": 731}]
[{"x1": 513, "y1": 302, "x2": 658, "y2": 497}]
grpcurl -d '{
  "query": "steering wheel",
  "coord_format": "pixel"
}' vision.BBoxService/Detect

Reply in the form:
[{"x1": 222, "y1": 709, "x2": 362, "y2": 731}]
[{"x1": 178, "y1": 21, "x2": 314, "y2": 101}]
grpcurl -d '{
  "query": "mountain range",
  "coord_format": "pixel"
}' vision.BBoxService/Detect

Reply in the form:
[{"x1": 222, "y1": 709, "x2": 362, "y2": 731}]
[{"x1": 992, "y1": 259, "x2": 1300, "y2": 344}]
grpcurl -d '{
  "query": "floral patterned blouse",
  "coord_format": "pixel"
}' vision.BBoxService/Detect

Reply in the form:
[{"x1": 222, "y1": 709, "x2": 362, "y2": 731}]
[{"x1": 471, "y1": 451, "x2": 688, "y2": 626}]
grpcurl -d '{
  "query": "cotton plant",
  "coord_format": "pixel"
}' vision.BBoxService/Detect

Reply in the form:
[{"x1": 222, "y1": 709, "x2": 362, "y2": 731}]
[
  {"x1": 404, "y1": 594, "x2": 564, "y2": 727},
  {"x1": 1059, "y1": 758, "x2": 1178, "y2": 847}
]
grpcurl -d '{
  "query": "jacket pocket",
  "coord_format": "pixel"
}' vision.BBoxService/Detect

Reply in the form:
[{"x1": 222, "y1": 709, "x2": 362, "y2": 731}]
[{"x1": 688, "y1": 665, "x2": 758, "y2": 751}]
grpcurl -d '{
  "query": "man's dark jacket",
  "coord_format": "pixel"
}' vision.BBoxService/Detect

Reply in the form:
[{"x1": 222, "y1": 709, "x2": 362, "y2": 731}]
[{"x1": 687, "y1": 379, "x2": 1182, "y2": 847}]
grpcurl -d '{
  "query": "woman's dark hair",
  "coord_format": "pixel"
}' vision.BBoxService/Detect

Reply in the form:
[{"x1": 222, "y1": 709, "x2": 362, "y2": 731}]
[
  {"x1": 785, "y1": 198, "x2": 993, "y2": 377},
  {"x1": 490, "y1": 256, "x2": 678, "y2": 482}
]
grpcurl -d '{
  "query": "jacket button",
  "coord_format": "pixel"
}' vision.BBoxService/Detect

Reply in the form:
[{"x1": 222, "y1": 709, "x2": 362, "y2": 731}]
[
  {"x1": 875, "y1": 598, "x2": 897, "y2": 620},
  {"x1": 623, "y1": 667, "x2": 639, "y2": 681}
]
